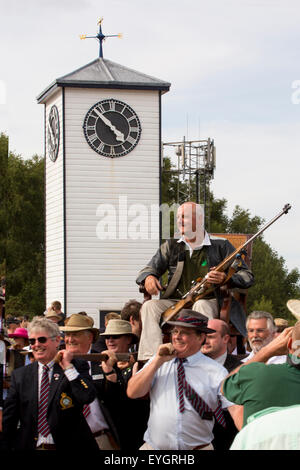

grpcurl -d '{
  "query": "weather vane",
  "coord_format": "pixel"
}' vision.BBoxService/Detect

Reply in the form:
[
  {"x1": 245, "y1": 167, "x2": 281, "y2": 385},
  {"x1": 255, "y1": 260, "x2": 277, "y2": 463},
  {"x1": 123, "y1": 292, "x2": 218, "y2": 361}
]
[{"x1": 80, "y1": 18, "x2": 122, "y2": 58}]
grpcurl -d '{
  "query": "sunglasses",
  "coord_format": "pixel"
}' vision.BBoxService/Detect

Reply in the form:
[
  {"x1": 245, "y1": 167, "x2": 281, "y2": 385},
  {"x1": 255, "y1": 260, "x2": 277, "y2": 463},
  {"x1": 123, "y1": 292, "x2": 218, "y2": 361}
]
[
  {"x1": 28, "y1": 336, "x2": 55, "y2": 345},
  {"x1": 105, "y1": 334, "x2": 123, "y2": 339}
]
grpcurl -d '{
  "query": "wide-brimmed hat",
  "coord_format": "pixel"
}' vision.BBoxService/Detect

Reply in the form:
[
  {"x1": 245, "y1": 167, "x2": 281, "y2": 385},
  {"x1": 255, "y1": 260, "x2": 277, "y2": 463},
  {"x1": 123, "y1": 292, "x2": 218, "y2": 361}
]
[
  {"x1": 8, "y1": 327, "x2": 29, "y2": 340},
  {"x1": 45, "y1": 310, "x2": 62, "y2": 321},
  {"x1": 274, "y1": 318, "x2": 289, "y2": 328},
  {"x1": 60, "y1": 313, "x2": 99, "y2": 341},
  {"x1": 287, "y1": 299, "x2": 300, "y2": 321},
  {"x1": 166, "y1": 309, "x2": 216, "y2": 334},
  {"x1": 100, "y1": 319, "x2": 138, "y2": 344}
]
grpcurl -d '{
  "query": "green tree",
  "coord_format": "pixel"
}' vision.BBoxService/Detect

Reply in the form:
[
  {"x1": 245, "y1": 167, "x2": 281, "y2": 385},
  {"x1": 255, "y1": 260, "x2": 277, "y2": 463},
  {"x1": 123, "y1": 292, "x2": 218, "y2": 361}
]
[
  {"x1": 247, "y1": 237, "x2": 300, "y2": 321},
  {"x1": 5, "y1": 150, "x2": 45, "y2": 318},
  {"x1": 209, "y1": 196, "x2": 229, "y2": 233},
  {"x1": 0, "y1": 133, "x2": 8, "y2": 281}
]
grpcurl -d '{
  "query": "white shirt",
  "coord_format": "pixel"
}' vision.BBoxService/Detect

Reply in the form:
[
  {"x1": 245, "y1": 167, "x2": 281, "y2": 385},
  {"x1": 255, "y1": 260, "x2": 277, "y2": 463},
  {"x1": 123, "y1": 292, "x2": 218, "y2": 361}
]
[
  {"x1": 36, "y1": 361, "x2": 56, "y2": 447},
  {"x1": 177, "y1": 231, "x2": 211, "y2": 257},
  {"x1": 84, "y1": 351, "x2": 109, "y2": 433},
  {"x1": 214, "y1": 351, "x2": 228, "y2": 366},
  {"x1": 142, "y1": 350, "x2": 233, "y2": 450},
  {"x1": 242, "y1": 351, "x2": 287, "y2": 364}
]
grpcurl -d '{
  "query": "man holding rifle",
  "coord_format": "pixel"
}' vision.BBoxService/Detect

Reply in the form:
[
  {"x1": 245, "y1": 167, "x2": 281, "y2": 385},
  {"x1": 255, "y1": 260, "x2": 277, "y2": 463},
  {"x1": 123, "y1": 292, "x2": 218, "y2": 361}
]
[{"x1": 136, "y1": 202, "x2": 254, "y2": 361}]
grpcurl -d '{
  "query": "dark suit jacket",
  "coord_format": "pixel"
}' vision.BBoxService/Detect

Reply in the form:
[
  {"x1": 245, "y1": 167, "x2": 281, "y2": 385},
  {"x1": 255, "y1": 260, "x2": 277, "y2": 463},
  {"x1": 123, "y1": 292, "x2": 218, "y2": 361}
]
[
  {"x1": 213, "y1": 353, "x2": 242, "y2": 451},
  {"x1": 91, "y1": 359, "x2": 149, "y2": 451},
  {"x1": 223, "y1": 353, "x2": 243, "y2": 373},
  {"x1": 2, "y1": 359, "x2": 98, "y2": 451},
  {"x1": 89, "y1": 359, "x2": 120, "y2": 447}
]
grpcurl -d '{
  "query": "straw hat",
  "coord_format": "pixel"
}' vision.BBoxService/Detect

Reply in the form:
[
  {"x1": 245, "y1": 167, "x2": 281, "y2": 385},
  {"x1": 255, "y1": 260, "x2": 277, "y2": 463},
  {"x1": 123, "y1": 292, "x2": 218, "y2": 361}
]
[
  {"x1": 287, "y1": 299, "x2": 300, "y2": 322},
  {"x1": 100, "y1": 319, "x2": 138, "y2": 344},
  {"x1": 60, "y1": 313, "x2": 99, "y2": 341},
  {"x1": 45, "y1": 310, "x2": 62, "y2": 321},
  {"x1": 274, "y1": 318, "x2": 289, "y2": 328}
]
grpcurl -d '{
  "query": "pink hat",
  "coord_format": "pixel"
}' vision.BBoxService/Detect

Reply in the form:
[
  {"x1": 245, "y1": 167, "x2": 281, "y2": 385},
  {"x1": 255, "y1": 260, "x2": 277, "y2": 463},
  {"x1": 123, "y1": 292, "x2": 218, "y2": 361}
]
[{"x1": 8, "y1": 327, "x2": 29, "y2": 339}]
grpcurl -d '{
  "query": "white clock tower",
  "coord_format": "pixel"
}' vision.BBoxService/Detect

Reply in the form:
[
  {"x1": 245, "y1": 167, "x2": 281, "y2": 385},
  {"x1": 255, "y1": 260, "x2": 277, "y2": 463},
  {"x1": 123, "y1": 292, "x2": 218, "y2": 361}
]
[{"x1": 37, "y1": 23, "x2": 170, "y2": 326}]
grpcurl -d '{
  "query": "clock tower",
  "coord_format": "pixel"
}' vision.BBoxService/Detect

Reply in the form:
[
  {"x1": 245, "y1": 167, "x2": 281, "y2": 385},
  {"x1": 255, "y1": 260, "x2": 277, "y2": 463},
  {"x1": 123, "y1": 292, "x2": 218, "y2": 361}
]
[{"x1": 37, "y1": 31, "x2": 170, "y2": 325}]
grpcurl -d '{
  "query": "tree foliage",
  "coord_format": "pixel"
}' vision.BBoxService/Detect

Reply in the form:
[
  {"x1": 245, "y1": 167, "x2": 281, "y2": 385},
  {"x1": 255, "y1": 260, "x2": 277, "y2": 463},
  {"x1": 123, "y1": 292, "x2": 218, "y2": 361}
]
[
  {"x1": 161, "y1": 155, "x2": 300, "y2": 322},
  {"x1": 3, "y1": 135, "x2": 45, "y2": 318}
]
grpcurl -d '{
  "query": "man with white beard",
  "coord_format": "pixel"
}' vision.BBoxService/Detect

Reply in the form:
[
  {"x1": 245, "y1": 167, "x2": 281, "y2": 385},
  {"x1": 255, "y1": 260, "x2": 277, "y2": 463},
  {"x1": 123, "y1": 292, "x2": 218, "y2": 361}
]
[{"x1": 243, "y1": 311, "x2": 286, "y2": 364}]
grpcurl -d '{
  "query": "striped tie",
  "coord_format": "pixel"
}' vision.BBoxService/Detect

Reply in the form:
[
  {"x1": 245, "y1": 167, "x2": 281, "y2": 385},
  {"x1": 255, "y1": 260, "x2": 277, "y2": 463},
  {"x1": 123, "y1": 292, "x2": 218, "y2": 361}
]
[
  {"x1": 37, "y1": 365, "x2": 51, "y2": 437},
  {"x1": 177, "y1": 358, "x2": 186, "y2": 413},
  {"x1": 83, "y1": 404, "x2": 91, "y2": 418},
  {"x1": 177, "y1": 358, "x2": 226, "y2": 428}
]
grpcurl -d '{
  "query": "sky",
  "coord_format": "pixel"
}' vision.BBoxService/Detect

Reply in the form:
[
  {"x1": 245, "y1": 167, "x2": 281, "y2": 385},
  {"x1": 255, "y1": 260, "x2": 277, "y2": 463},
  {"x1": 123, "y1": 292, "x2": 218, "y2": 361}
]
[{"x1": 1, "y1": 0, "x2": 300, "y2": 274}]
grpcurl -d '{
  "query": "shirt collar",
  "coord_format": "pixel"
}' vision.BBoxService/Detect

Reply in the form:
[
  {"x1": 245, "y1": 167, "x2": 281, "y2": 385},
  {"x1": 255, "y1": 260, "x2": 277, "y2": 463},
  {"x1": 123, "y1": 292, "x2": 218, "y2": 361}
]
[
  {"x1": 38, "y1": 359, "x2": 55, "y2": 370},
  {"x1": 176, "y1": 349, "x2": 204, "y2": 365},
  {"x1": 177, "y1": 231, "x2": 211, "y2": 257},
  {"x1": 214, "y1": 351, "x2": 228, "y2": 365}
]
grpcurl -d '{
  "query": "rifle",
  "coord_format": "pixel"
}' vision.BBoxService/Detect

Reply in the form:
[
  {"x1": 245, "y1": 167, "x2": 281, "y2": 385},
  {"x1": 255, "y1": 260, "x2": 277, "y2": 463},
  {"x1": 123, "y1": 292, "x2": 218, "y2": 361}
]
[
  {"x1": 72, "y1": 352, "x2": 137, "y2": 362},
  {"x1": 161, "y1": 203, "x2": 291, "y2": 325},
  {"x1": 54, "y1": 351, "x2": 137, "y2": 363}
]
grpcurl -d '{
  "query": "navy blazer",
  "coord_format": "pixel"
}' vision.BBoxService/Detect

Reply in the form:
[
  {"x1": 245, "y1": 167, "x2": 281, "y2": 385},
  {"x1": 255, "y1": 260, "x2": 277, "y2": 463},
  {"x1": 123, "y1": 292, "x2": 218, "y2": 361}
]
[{"x1": 2, "y1": 359, "x2": 98, "y2": 450}]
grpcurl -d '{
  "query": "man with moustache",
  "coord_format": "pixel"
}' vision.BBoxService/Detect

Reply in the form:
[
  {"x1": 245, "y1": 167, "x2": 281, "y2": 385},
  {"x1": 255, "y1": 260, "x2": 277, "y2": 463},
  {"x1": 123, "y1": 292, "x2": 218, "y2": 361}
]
[
  {"x1": 136, "y1": 201, "x2": 254, "y2": 361},
  {"x1": 127, "y1": 311, "x2": 241, "y2": 450},
  {"x1": 243, "y1": 311, "x2": 286, "y2": 364},
  {"x1": 2, "y1": 316, "x2": 97, "y2": 450},
  {"x1": 221, "y1": 324, "x2": 300, "y2": 428}
]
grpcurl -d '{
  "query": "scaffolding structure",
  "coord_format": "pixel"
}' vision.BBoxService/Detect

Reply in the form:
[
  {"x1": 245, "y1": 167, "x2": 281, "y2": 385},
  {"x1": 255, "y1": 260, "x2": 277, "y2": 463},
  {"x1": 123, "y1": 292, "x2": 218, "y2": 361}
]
[{"x1": 162, "y1": 137, "x2": 216, "y2": 230}]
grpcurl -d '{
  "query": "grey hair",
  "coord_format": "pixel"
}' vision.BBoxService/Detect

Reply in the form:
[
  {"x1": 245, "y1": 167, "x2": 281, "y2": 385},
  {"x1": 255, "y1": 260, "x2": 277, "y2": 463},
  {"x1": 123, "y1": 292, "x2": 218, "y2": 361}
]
[
  {"x1": 28, "y1": 316, "x2": 61, "y2": 338},
  {"x1": 246, "y1": 311, "x2": 276, "y2": 333}
]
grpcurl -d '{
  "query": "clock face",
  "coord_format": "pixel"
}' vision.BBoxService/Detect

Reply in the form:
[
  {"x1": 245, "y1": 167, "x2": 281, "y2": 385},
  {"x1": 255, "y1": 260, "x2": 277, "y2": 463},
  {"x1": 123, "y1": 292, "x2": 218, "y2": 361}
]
[
  {"x1": 47, "y1": 105, "x2": 60, "y2": 162},
  {"x1": 83, "y1": 99, "x2": 142, "y2": 158}
]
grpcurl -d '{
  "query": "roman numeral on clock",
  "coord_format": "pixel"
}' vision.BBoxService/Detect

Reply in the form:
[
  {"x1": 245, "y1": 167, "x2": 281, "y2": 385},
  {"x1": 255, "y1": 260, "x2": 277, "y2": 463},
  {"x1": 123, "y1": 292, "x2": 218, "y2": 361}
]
[{"x1": 126, "y1": 135, "x2": 136, "y2": 145}]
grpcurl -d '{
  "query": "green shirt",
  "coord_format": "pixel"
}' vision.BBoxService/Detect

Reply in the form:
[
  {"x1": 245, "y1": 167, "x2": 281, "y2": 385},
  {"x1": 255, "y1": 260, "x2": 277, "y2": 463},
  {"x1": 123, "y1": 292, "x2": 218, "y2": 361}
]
[{"x1": 223, "y1": 359, "x2": 300, "y2": 426}]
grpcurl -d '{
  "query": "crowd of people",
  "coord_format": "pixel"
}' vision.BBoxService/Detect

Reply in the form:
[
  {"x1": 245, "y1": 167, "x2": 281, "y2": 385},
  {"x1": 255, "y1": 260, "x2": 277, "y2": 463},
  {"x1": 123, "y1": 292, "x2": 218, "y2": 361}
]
[{"x1": 0, "y1": 201, "x2": 300, "y2": 451}]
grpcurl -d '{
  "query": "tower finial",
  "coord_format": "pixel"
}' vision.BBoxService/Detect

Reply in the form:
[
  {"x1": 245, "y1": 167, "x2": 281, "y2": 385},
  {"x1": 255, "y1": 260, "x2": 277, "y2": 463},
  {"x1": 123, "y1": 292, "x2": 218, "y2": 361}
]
[{"x1": 80, "y1": 18, "x2": 122, "y2": 58}]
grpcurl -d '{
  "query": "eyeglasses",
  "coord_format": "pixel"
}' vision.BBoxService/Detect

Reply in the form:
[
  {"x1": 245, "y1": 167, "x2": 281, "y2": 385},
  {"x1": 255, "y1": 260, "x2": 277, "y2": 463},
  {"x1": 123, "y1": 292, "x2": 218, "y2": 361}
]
[
  {"x1": 28, "y1": 336, "x2": 55, "y2": 345},
  {"x1": 105, "y1": 334, "x2": 123, "y2": 339},
  {"x1": 171, "y1": 329, "x2": 193, "y2": 337}
]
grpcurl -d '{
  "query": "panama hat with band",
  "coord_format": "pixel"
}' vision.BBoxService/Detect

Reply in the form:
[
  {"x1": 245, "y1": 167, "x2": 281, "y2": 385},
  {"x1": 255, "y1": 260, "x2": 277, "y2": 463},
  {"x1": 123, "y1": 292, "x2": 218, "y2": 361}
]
[
  {"x1": 60, "y1": 313, "x2": 99, "y2": 341},
  {"x1": 100, "y1": 319, "x2": 139, "y2": 344},
  {"x1": 45, "y1": 310, "x2": 62, "y2": 321},
  {"x1": 287, "y1": 299, "x2": 300, "y2": 322}
]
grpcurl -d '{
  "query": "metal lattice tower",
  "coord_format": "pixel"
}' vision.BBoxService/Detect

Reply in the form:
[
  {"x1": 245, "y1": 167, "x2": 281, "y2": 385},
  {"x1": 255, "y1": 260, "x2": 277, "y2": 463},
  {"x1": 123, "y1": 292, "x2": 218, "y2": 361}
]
[{"x1": 162, "y1": 137, "x2": 216, "y2": 230}]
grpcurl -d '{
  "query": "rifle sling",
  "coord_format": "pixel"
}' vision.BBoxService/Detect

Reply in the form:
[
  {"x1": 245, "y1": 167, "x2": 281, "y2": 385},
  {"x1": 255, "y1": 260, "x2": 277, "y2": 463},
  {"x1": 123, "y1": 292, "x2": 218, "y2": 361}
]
[{"x1": 161, "y1": 260, "x2": 185, "y2": 299}]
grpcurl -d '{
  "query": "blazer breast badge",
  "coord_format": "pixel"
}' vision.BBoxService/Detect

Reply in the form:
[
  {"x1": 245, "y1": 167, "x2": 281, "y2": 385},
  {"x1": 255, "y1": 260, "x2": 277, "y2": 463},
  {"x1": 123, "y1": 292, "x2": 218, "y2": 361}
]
[{"x1": 60, "y1": 393, "x2": 74, "y2": 410}]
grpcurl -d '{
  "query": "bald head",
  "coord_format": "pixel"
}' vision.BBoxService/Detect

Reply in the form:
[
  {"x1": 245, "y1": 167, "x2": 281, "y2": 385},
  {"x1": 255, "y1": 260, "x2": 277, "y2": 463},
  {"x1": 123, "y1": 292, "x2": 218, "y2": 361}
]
[
  {"x1": 177, "y1": 202, "x2": 204, "y2": 241},
  {"x1": 201, "y1": 319, "x2": 230, "y2": 359}
]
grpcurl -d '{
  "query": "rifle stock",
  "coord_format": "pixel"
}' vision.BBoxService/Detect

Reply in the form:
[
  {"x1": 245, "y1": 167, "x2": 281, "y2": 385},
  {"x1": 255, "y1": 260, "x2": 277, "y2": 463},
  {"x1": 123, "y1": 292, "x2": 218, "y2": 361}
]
[{"x1": 161, "y1": 204, "x2": 291, "y2": 325}]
